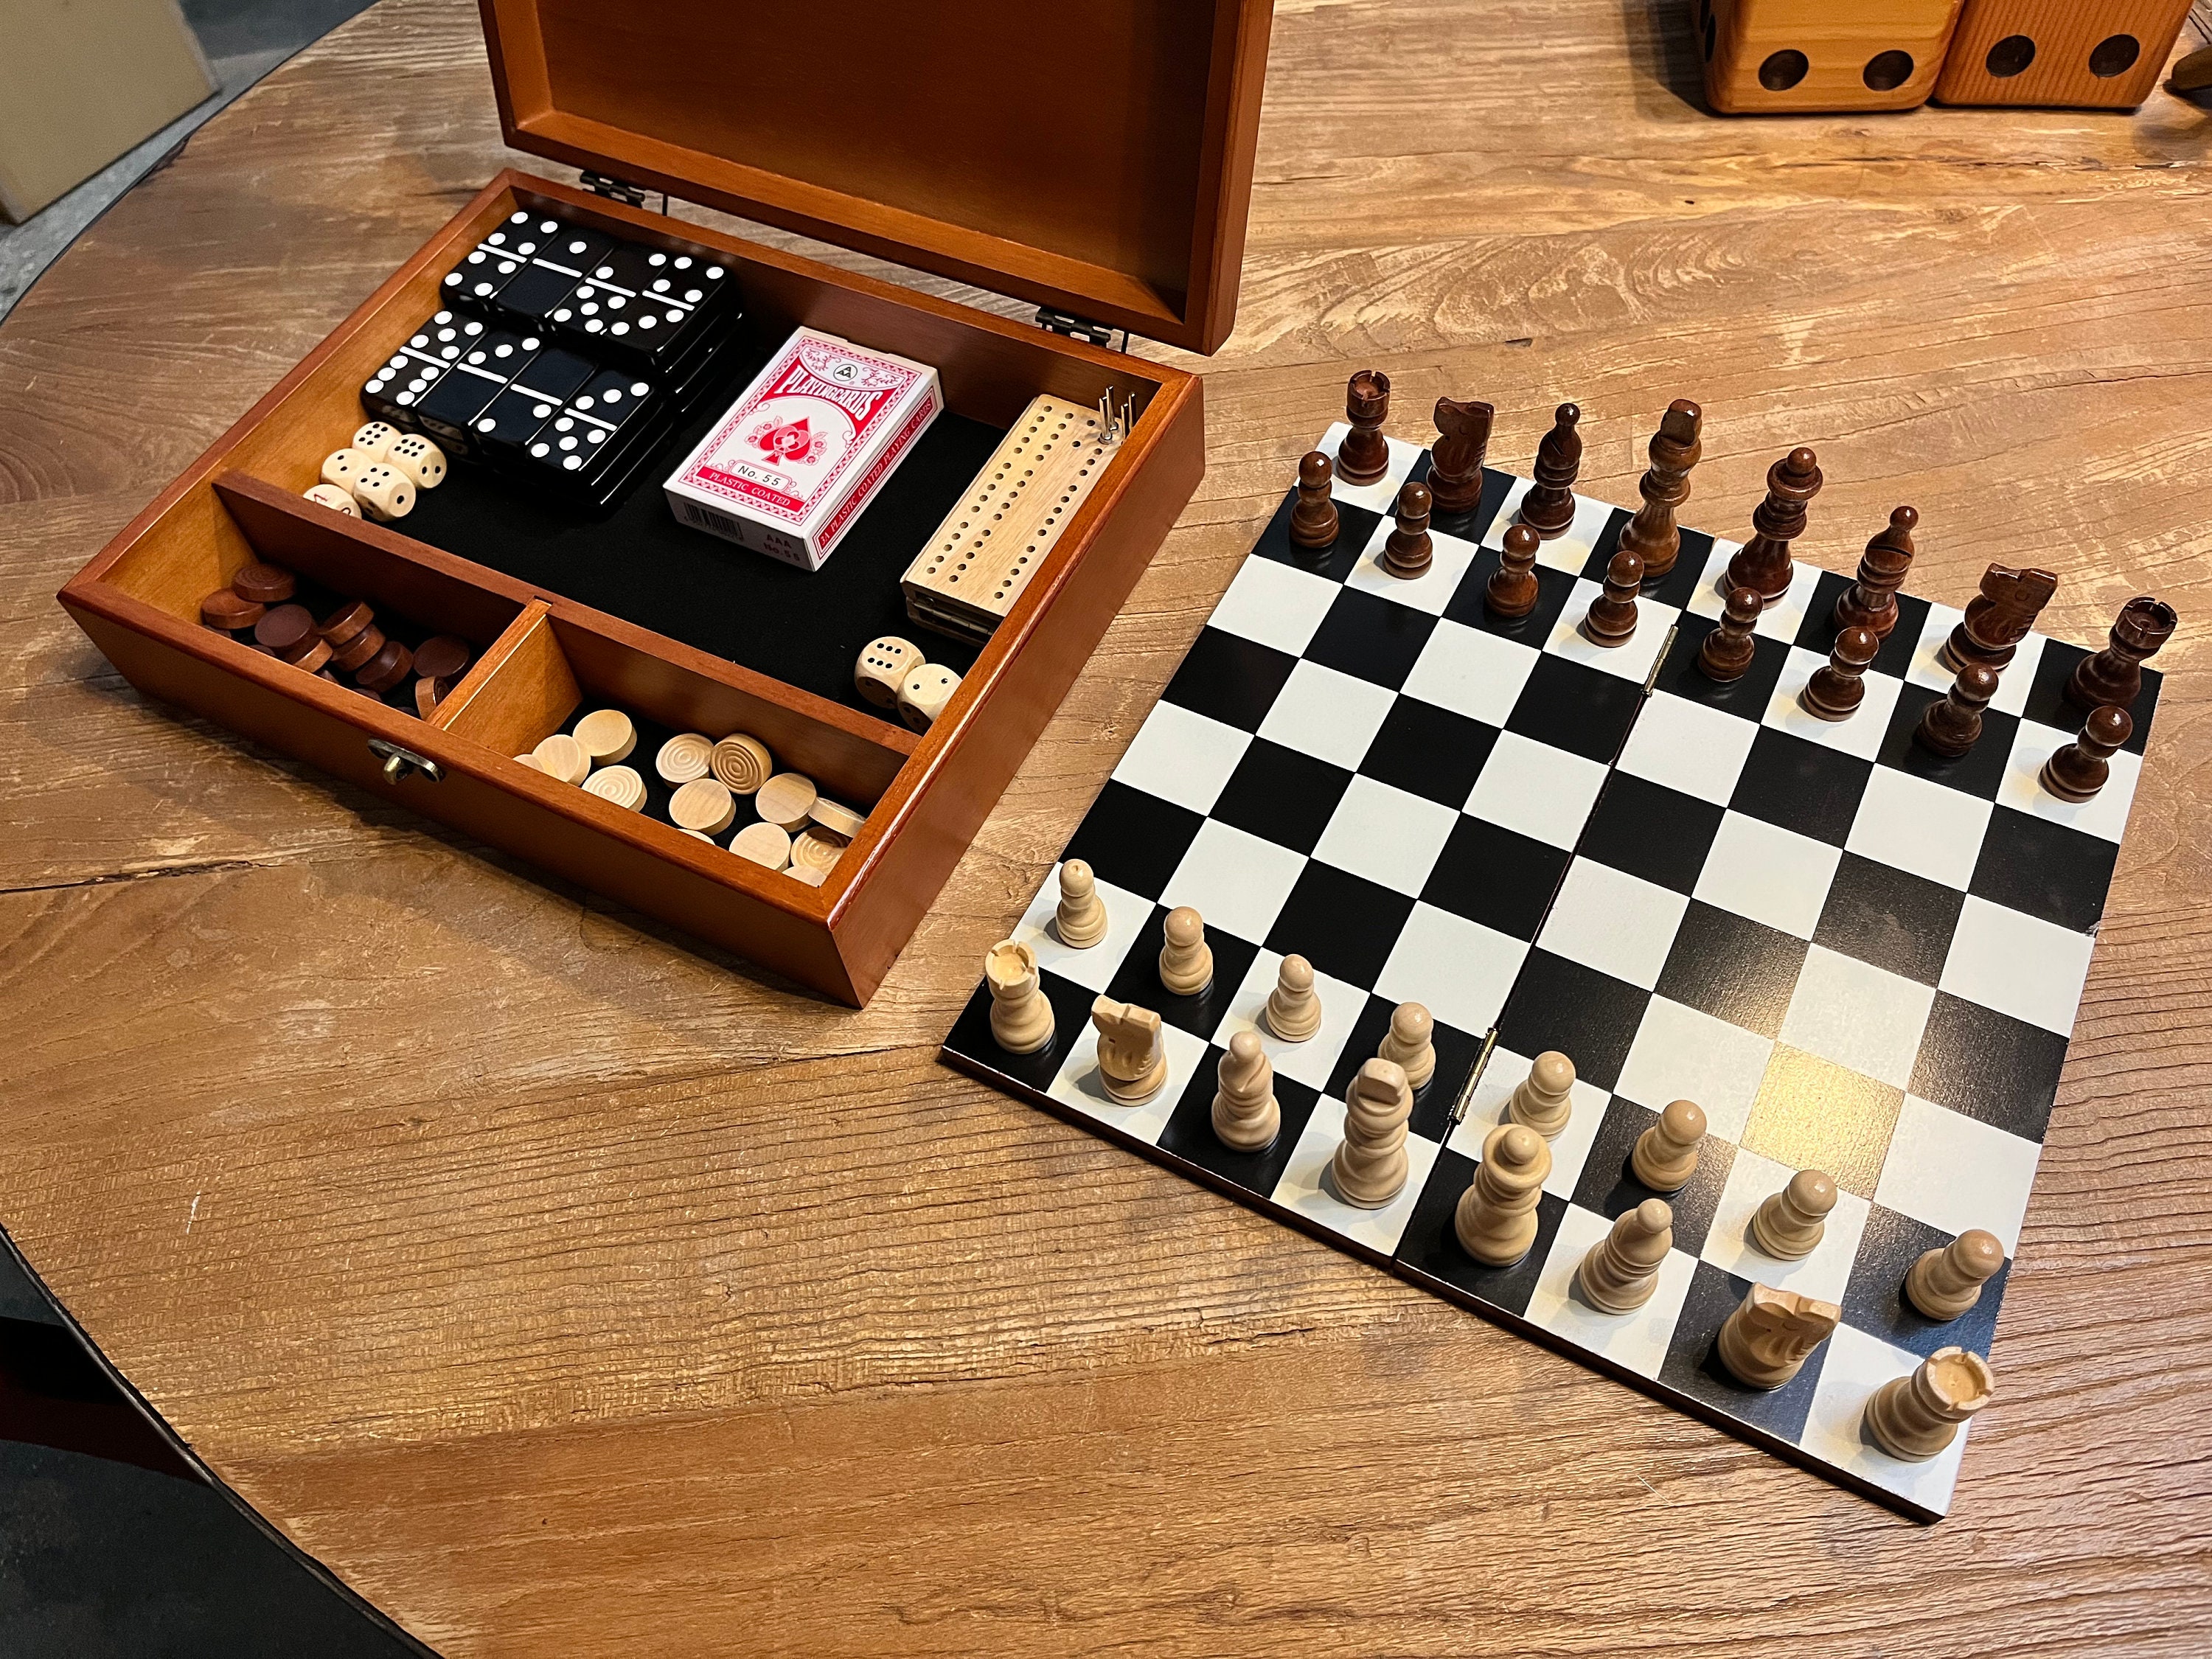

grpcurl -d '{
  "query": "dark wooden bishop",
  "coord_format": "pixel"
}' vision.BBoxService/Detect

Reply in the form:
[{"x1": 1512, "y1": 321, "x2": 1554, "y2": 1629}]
[
  {"x1": 1290, "y1": 450, "x2": 1340, "y2": 549},
  {"x1": 1915, "y1": 661, "x2": 2000, "y2": 758},
  {"x1": 1725, "y1": 446, "x2": 1823, "y2": 603},
  {"x1": 1801, "y1": 625, "x2": 1879, "y2": 720},
  {"x1": 1618, "y1": 399, "x2": 1703, "y2": 580},
  {"x1": 1426, "y1": 397, "x2": 1494, "y2": 517},
  {"x1": 1697, "y1": 585, "x2": 1763, "y2": 682},
  {"x1": 1519, "y1": 403, "x2": 1583, "y2": 538},
  {"x1": 1834, "y1": 506, "x2": 1918, "y2": 638},
  {"x1": 1382, "y1": 480, "x2": 1433, "y2": 579},
  {"x1": 2041, "y1": 705, "x2": 2131, "y2": 803},
  {"x1": 2066, "y1": 596, "x2": 2176, "y2": 713},
  {"x1": 1486, "y1": 523, "x2": 1541, "y2": 619},
  {"x1": 1940, "y1": 563, "x2": 2057, "y2": 673},
  {"x1": 1582, "y1": 549, "x2": 1644, "y2": 647},
  {"x1": 1337, "y1": 369, "x2": 1392, "y2": 486}
]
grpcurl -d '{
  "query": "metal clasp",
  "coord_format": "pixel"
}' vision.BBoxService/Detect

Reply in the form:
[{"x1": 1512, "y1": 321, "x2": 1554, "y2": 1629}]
[
  {"x1": 1036, "y1": 306, "x2": 1129, "y2": 353},
  {"x1": 368, "y1": 739, "x2": 444, "y2": 785}
]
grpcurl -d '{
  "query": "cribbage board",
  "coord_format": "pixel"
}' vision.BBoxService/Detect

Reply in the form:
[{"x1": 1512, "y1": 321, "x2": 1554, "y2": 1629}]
[{"x1": 941, "y1": 418, "x2": 2164, "y2": 1522}]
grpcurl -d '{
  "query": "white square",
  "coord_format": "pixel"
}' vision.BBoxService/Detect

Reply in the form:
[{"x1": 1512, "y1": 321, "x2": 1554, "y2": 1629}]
[
  {"x1": 1465, "y1": 731, "x2": 1610, "y2": 851},
  {"x1": 1997, "y1": 720, "x2": 2143, "y2": 845},
  {"x1": 1211, "y1": 950, "x2": 1368, "y2": 1091},
  {"x1": 1046, "y1": 1017, "x2": 1212, "y2": 1147},
  {"x1": 1270, "y1": 1095, "x2": 1442, "y2": 1254},
  {"x1": 1617, "y1": 690, "x2": 1759, "y2": 807},
  {"x1": 1257, "y1": 659, "x2": 1397, "y2": 770},
  {"x1": 1537, "y1": 858, "x2": 1689, "y2": 992},
  {"x1": 1613, "y1": 996, "x2": 1775, "y2": 1142},
  {"x1": 1846, "y1": 767, "x2": 1994, "y2": 891},
  {"x1": 1312, "y1": 775, "x2": 1459, "y2": 897},
  {"x1": 1683, "y1": 543, "x2": 1811, "y2": 639},
  {"x1": 1540, "y1": 578, "x2": 1677, "y2": 684},
  {"x1": 1109, "y1": 700, "x2": 1251, "y2": 816},
  {"x1": 1012, "y1": 864, "x2": 1152, "y2": 992},
  {"x1": 1401, "y1": 618, "x2": 1540, "y2": 728},
  {"x1": 1700, "y1": 1145, "x2": 1871, "y2": 1303},
  {"x1": 1344, "y1": 518, "x2": 1481, "y2": 615},
  {"x1": 1446, "y1": 1045, "x2": 1610, "y2": 1200},
  {"x1": 1694, "y1": 810, "x2": 1840, "y2": 940},
  {"x1": 1777, "y1": 946, "x2": 1935, "y2": 1089},
  {"x1": 1762, "y1": 644, "x2": 1904, "y2": 762},
  {"x1": 1903, "y1": 604, "x2": 1963, "y2": 695},
  {"x1": 1938, "y1": 894, "x2": 2095, "y2": 1037},
  {"x1": 1207, "y1": 553, "x2": 1339, "y2": 657},
  {"x1": 1484, "y1": 479, "x2": 1615, "y2": 576},
  {"x1": 1376, "y1": 904, "x2": 1528, "y2": 1037},
  {"x1": 1874, "y1": 1093, "x2": 2042, "y2": 1253},
  {"x1": 1526, "y1": 1208, "x2": 1700, "y2": 1380},
  {"x1": 1161, "y1": 819, "x2": 1308, "y2": 946},
  {"x1": 1316, "y1": 422, "x2": 1420, "y2": 513},
  {"x1": 1802, "y1": 1324, "x2": 1975, "y2": 1517}
]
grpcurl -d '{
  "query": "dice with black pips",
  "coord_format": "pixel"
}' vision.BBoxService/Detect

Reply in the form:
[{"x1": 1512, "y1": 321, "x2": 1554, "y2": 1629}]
[
  {"x1": 470, "y1": 345, "x2": 598, "y2": 465},
  {"x1": 412, "y1": 328, "x2": 543, "y2": 455}
]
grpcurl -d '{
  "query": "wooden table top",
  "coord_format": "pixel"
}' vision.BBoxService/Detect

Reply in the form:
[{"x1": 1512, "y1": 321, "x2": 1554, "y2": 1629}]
[{"x1": 4, "y1": 1, "x2": 2210, "y2": 1652}]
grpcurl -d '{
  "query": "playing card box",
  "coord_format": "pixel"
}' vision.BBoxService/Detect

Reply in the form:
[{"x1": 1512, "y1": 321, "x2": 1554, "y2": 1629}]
[{"x1": 664, "y1": 329, "x2": 942, "y2": 570}]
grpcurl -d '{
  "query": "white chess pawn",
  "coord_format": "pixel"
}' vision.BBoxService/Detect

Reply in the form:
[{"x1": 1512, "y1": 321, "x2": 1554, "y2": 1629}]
[
  {"x1": 1158, "y1": 905, "x2": 1213, "y2": 997},
  {"x1": 1750, "y1": 1169, "x2": 1837, "y2": 1260},
  {"x1": 1578, "y1": 1199, "x2": 1673, "y2": 1312},
  {"x1": 986, "y1": 939, "x2": 1054, "y2": 1055},
  {"x1": 1055, "y1": 858, "x2": 1107, "y2": 948},
  {"x1": 1265, "y1": 954, "x2": 1322, "y2": 1041},
  {"x1": 1211, "y1": 1029, "x2": 1280, "y2": 1151},
  {"x1": 1507, "y1": 1051, "x2": 1575, "y2": 1139},
  {"x1": 1377, "y1": 1001, "x2": 1436, "y2": 1090},
  {"x1": 1632, "y1": 1099, "x2": 1705, "y2": 1192}
]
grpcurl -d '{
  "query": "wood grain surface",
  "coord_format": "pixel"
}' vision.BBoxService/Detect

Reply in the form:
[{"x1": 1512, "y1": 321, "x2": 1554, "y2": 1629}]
[{"x1": 4, "y1": 0, "x2": 2211, "y2": 1652}]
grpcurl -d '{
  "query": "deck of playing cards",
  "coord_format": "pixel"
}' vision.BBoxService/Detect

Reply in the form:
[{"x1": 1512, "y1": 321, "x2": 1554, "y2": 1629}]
[{"x1": 664, "y1": 327, "x2": 942, "y2": 569}]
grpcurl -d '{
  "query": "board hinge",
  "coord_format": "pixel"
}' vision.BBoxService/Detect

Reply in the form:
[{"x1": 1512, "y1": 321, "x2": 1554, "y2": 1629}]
[
  {"x1": 1035, "y1": 306, "x2": 1130, "y2": 354},
  {"x1": 578, "y1": 170, "x2": 666, "y2": 212}
]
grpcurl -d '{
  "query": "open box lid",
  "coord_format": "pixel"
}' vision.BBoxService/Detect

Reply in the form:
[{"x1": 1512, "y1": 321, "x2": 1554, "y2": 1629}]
[{"x1": 477, "y1": 0, "x2": 1276, "y2": 356}]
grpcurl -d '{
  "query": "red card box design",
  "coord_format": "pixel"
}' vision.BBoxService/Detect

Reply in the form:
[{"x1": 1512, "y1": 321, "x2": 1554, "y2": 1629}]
[{"x1": 664, "y1": 327, "x2": 942, "y2": 569}]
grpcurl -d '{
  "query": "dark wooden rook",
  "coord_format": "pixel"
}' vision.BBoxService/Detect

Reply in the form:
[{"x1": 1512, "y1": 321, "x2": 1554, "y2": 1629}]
[
  {"x1": 1697, "y1": 585, "x2": 1763, "y2": 682},
  {"x1": 1382, "y1": 480, "x2": 1433, "y2": 579},
  {"x1": 2041, "y1": 705, "x2": 2131, "y2": 802},
  {"x1": 1290, "y1": 450, "x2": 1340, "y2": 550},
  {"x1": 1337, "y1": 369, "x2": 1392, "y2": 486},
  {"x1": 1519, "y1": 403, "x2": 1583, "y2": 538},
  {"x1": 1941, "y1": 563, "x2": 2058, "y2": 673},
  {"x1": 1916, "y1": 661, "x2": 2000, "y2": 758},
  {"x1": 2067, "y1": 596, "x2": 2177, "y2": 712},
  {"x1": 1834, "y1": 506, "x2": 1918, "y2": 638},
  {"x1": 1426, "y1": 397, "x2": 1493, "y2": 517},
  {"x1": 1618, "y1": 399, "x2": 1703, "y2": 580},
  {"x1": 1725, "y1": 446, "x2": 1823, "y2": 603},
  {"x1": 1801, "y1": 625, "x2": 1879, "y2": 720},
  {"x1": 1486, "y1": 523, "x2": 1541, "y2": 619},
  {"x1": 1582, "y1": 549, "x2": 1644, "y2": 647}
]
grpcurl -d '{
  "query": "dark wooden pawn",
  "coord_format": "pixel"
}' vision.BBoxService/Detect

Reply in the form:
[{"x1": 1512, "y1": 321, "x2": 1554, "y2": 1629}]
[
  {"x1": 2041, "y1": 705, "x2": 2131, "y2": 803},
  {"x1": 1834, "y1": 506, "x2": 1917, "y2": 638},
  {"x1": 1290, "y1": 450, "x2": 1340, "y2": 549},
  {"x1": 1698, "y1": 585, "x2": 1762, "y2": 681},
  {"x1": 1916, "y1": 661, "x2": 2000, "y2": 758},
  {"x1": 1801, "y1": 625, "x2": 1879, "y2": 721},
  {"x1": 1519, "y1": 403, "x2": 1583, "y2": 538},
  {"x1": 1426, "y1": 397, "x2": 1493, "y2": 517},
  {"x1": 1486, "y1": 523, "x2": 1541, "y2": 619},
  {"x1": 1725, "y1": 446, "x2": 1823, "y2": 603},
  {"x1": 1940, "y1": 563, "x2": 2057, "y2": 674},
  {"x1": 2067, "y1": 596, "x2": 2177, "y2": 713},
  {"x1": 1618, "y1": 399, "x2": 1703, "y2": 580},
  {"x1": 1582, "y1": 549, "x2": 1644, "y2": 647},
  {"x1": 1337, "y1": 369, "x2": 1392, "y2": 486},
  {"x1": 1382, "y1": 480, "x2": 1433, "y2": 579}
]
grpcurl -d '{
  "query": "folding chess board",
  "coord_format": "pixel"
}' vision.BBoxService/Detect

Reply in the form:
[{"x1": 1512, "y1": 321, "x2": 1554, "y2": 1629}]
[{"x1": 940, "y1": 419, "x2": 2164, "y2": 1521}]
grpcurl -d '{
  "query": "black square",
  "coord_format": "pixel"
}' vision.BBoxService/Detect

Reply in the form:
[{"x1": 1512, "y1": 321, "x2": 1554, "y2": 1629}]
[
  {"x1": 1422, "y1": 815, "x2": 1571, "y2": 941},
  {"x1": 1360, "y1": 698, "x2": 1498, "y2": 808},
  {"x1": 1649, "y1": 615, "x2": 1792, "y2": 714},
  {"x1": 1644, "y1": 529, "x2": 1719, "y2": 611},
  {"x1": 1578, "y1": 507, "x2": 1635, "y2": 581},
  {"x1": 1969, "y1": 807, "x2": 2117, "y2": 935},
  {"x1": 1658, "y1": 1262, "x2": 1829, "y2": 1444},
  {"x1": 1812, "y1": 853, "x2": 1965, "y2": 987},
  {"x1": 1265, "y1": 863, "x2": 1416, "y2": 989},
  {"x1": 1324, "y1": 994, "x2": 1486, "y2": 1141},
  {"x1": 1877, "y1": 687, "x2": 2017, "y2": 802},
  {"x1": 1250, "y1": 487, "x2": 1382, "y2": 585},
  {"x1": 1304, "y1": 588, "x2": 1436, "y2": 691},
  {"x1": 2023, "y1": 641, "x2": 2158, "y2": 757},
  {"x1": 1789, "y1": 572, "x2": 1924, "y2": 679},
  {"x1": 1394, "y1": 1149, "x2": 1567, "y2": 1319},
  {"x1": 1498, "y1": 950, "x2": 1651, "y2": 1092},
  {"x1": 1103, "y1": 906, "x2": 1262, "y2": 1040},
  {"x1": 1908, "y1": 992, "x2": 2069, "y2": 1143},
  {"x1": 1442, "y1": 552, "x2": 1577, "y2": 643},
  {"x1": 942, "y1": 967, "x2": 1107, "y2": 1099},
  {"x1": 1162, "y1": 627, "x2": 1298, "y2": 733},
  {"x1": 509, "y1": 345, "x2": 597, "y2": 405},
  {"x1": 1505, "y1": 654, "x2": 1644, "y2": 765},
  {"x1": 1730, "y1": 728, "x2": 1873, "y2": 846},
  {"x1": 1569, "y1": 1096, "x2": 1736, "y2": 1258},
  {"x1": 1156, "y1": 1060, "x2": 1323, "y2": 1197},
  {"x1": 1579, "y1": 772, "x2": 1725, "y2": 895},
  {"x1": 1652, "y1": 901, "x2": 1808, "y2": 1039},
  {"x1": 1062, "y1": 781, "x2": 1203, "y2": 900},
  {"x1": 1211, "y1": 739, "x2": 1352, "y2": 855},
  {"x1": 1841, "y1": 1204, "x2": 2011, "y2": 1363}
]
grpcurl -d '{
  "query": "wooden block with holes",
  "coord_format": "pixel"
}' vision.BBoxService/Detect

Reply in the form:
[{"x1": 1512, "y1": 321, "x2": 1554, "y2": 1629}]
[
  {"x1": 900, "y1": 395, "x2": 1119, "y2": 645},
  {"x1": 1932, "y1": 0, "x2": 2191, "y2": 108},
  {"x1": 1694, "y1": 0, "x2": 1965, "y2": 111}
]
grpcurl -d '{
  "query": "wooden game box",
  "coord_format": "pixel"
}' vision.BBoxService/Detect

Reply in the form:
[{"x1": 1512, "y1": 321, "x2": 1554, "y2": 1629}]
[{"x1": 55, "y1": 0, "x2": 1276, "y2": 1006}]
